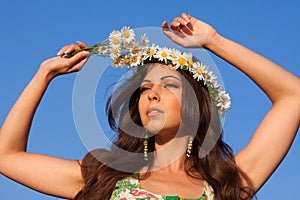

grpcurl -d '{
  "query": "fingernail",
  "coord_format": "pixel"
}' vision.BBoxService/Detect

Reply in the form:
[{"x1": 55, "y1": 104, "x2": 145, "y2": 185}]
[{"x1": 176, "y1": 22, "x2": 180, "y2": 26}]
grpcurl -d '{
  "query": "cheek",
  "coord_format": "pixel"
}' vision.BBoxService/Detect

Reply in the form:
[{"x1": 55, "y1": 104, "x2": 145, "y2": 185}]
[
  {"x1": 167, "y1": 96, "x2": 182, "y2": 120},
  {"x1": 169, "y1": 91, "x2": 182, "y2": 112},
  {"x1": 138, "y1": 96, "x2": 146, "y2": 119}
]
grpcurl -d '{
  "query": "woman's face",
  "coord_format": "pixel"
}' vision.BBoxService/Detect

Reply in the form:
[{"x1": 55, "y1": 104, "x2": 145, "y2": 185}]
[{"x1": 138, "y1": 63, "x2": 182, "y2": 135}]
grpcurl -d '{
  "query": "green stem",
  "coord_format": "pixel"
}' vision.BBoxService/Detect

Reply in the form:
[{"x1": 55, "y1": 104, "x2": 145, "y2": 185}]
[{"x1": 70, "y1": 40, "x2": 110, "y2": 56}]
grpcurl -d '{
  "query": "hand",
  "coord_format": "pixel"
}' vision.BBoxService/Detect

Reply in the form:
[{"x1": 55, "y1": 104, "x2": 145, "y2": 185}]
[
  {"x1": 162, "y1": 13, "x2": 217, "y2": 48},
  {"x1": 39, "y1": 41, "x2": 90, "y2": 80}
]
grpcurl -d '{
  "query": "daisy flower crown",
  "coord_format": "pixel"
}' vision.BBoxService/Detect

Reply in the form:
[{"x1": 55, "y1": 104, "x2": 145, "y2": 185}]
[{"x1": 69, "y1": 26, "x2": 231, "y2": 115}]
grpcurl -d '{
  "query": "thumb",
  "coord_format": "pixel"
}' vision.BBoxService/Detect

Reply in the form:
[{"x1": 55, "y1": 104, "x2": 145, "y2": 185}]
[
  {"x1": 161, "y1": 21, "x2": 176, "y2": 40},
  {"x1": 162, "y1": 27, "x2": 186, "y2": 47},
  {"x1": 162, "y1": 21, "x2": 169, "y2": 30}
]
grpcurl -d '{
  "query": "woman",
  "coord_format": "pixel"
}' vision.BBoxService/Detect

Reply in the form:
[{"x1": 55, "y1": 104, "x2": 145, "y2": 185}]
[{"x1": 0, "y1": 13, "x2": 299, "y2": 199}]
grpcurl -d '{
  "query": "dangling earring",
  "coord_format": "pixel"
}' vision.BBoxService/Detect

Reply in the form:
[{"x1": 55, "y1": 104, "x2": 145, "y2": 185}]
[
  {"x1": 186, "y1": 135, "x2": 193, "y2": 158},
  {"x1": 144, "y1": 132, "x2": 149, "y2": 161}
]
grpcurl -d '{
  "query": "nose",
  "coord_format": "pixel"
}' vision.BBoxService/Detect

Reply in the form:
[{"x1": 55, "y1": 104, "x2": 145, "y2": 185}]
[{"x1": 148, "y1": 85, "x2": 161, "y2": 102}]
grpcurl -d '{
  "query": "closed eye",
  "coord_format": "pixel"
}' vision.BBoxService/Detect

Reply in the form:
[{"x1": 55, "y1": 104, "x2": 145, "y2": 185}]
[
  {"x1": 140, "y1": 86, "x2": 150, "y2": 93},
  {"x1": 165, "y1": 83, "x2": 180, "y2": 89}
]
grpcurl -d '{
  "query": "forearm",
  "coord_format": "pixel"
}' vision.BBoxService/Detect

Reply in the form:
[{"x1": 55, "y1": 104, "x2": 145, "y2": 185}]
[
  {"x1": 0, "y1": 68, "x2": 51, "y2": 154},
  {"x1": 206, "y1": 33, "x2": 300, "y2": 103},
  {"x1": 207, "y1": 34, "x2": 300, "y2": 189}
]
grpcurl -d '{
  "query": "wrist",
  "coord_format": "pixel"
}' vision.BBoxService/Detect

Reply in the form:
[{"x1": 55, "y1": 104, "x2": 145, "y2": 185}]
[
  {"x1": 204, "y1": 33, "x2": 225, "y2": 52},
  {"x1": 36, "y1": 65, "x2": 55, "y2": 84}
]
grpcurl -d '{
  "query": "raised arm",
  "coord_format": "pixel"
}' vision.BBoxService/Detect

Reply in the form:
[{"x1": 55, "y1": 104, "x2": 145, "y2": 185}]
[
  {"x1": 0, "y1": 42, "x2": 89, "y2": 198},
  {"x1": 163, "y1": 13, "x2": 300, "y2": 191}
]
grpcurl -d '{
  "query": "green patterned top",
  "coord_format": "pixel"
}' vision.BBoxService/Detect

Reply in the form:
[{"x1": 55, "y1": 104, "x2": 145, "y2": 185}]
[{"x1": 110, "y1": 176, "x2": 215, "y2": 200}]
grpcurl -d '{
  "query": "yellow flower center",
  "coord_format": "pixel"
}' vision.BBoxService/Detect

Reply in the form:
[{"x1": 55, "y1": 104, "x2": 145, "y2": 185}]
[
  {"x1": 172, "y1": 54, "x2": 177, "y2": 59},
  {"x1": 161, "y1": 52, "x2": 168, "y2": 58},
  {"x1": 123, "y1": 31, "x2": 130, "y2": 38},
  {"x1": 98, "y1": 46, "x2": 107, "y2": 53},
  {"x1": 125, "y1": 57, "x2": 131, "y2": 65},
  {"x1": 132, "y1": 56, "x2": 138, "y2": 63},
  {"x1": 114, "y1": 58, "x2": 120, "y2": 64},
  {"x1": 149, "y1": 49, "x2": 155, "y2": 56},
  {"x1": 188, "y1": 59, "x2": 193, "y2": 67},
  {"x1": 124, "y1": 42, "x2": 130, "y2": 48},
  {"x1": 131, "y1": 47, "x2": 139, "y2": 54},
  {"x1": 112, "y1": 38, "x2": 120, "y2": 45},
  {"x1": 196, "y1": 68, "x2": 203, "y2": 74},
  {"x1": 178, "y1": 57, "x2": 186, "y2": 65},
  {"x1": 111, "y1": 48, "x2": 119, "y2": 54}
]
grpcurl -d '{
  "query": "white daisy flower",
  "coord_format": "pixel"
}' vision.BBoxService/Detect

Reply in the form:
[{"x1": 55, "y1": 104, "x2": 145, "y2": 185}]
[
  {"x1": 130, "y1": 45, "x2": 140, "y2": 55},
  {"x1": 169, "y1": 48, "x2": 181, "y2": 62},
  {"x1": 203, "y1": 71, "x2": 217, "y2": 85},
  {"x1": 140, "y1": 51, "x2": 149, "y2": 65},
  {"x1": 86, "y1": 26, "x2": 231, "y2": 115},
  {"x1": 144, "y1": 44, "x2": 158, "y2": 61},
  {"x1": 141, "y1": 34, "x2": 149, "y2": 46},
  {"x1": 209, "y1": 78, "x2": 221, "y2": 89},
  {"x1": 97, "y1": 46, "x2": 108, "y2": 54},
  {"x1": 217, "y1": 91, "x2": 231, "y2": 112},
  {"x1": 109, "y1": 47, "x2": 120, "y2": 58},
  {"x1": 121, "y1": 26, "x2": 135, "y2": 43},
  {"x1": 154, "y1": 47, "x2": 170, "y2": 63},
  {"x1": 130, "y1": 55, "x2": 142, "y2": 67},
  {"x1": 183, "y1": 52, "x2": 194, "y2": 69},
  {"x1": 111, "y1": 57, "x2": 121, "y2": 68},
  {"x1": 191, "y1": 62, "x2": 208, "y2": 81},
  {"x1": 123, "y1": 41, "x2": 132, "y2": 50},
  {"x1": 173, "y1": 53, "x2": 187, "y2": 69},
  {"x1": 123, "y1": 55, "x2": 131, "y2": 66},
  {"x1": 109, "y1": 30, "x2": 122, "y2": 47}
]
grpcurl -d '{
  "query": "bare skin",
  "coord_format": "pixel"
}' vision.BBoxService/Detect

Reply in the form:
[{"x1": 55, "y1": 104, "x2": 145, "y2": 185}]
[
  {"x1": 0, "y1": 13, "x2": 299, "y2": 199},
  {"x1": 162, "y1": 13, "x2": 300, "y2": 191},
  {"x1": 0, "y1": 42, "x2": 89, "y2": 198},
  {"x1": 137, "y1": 64, "x2": 203, "y2": 197}
]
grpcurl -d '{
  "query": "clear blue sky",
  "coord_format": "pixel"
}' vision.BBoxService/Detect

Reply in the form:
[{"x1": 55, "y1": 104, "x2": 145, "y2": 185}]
[{"x1": 0, "y1": 0, "x2": 299, "y2": 199}]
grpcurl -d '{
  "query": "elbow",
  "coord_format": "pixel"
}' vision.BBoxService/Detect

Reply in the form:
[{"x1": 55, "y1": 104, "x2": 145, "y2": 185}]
[
  {"x1": 276, "y1": 77, "x2": 300, "y2": 106},
  {"x1": 293, "y1": 79, "x2": 300, "y2": 110}
]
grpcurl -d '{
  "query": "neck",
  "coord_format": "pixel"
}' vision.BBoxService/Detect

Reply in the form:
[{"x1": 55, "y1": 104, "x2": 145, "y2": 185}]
[{"x1": 151, "y1": 134, "x2": 190, "y2": 171}]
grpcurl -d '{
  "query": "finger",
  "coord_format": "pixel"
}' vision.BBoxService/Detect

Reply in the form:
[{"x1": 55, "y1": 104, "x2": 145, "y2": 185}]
[
  {"x1": 161, "y1": 21, "x2": 170, "y2": 30},
  {"x1": 181, "y1": 26, "x2": 193, "y2": 36},
  {"x1": 67, "y1": 51, "x2": 89, "y2": 66},
  {"x1": 57, "y1": 43, "x2": 81, "y2": 56},
  {"x1": 64, "y1": 44, "x2": 81, "y2": 54},
  {"x1": 76, "y1": 41, "x2": 88, "y2": 48},
  {"x1": 67, "y1": 51, "x2": 89, "y2": 72},
  {"x1": 73, "y1": 56, "x2": 89, "y2": 72},
  {"x1": 57, "y1": 46, "x2": 69, "y2": 56},
  {"x1": 182, "y1": 13, "x2": 194, "y2": 31},
  {"x1": 171, "y1": 17, "x2": 193, "y2": 35},
  {"x1": 181, "y1": 13, "x2": 191, "y2": 23},
  {"x1": 169, "y1": 21, "x2": 182, "y2": 32},
  {"x1": 162, "y1": 27, "x2": 186, "y2": 46},
  {"x1": 162, "y1": 27, "x2": 175, "y2": 39},
  {"x1": 174, "y1": 17, "x2": 189, "y2": 26}
]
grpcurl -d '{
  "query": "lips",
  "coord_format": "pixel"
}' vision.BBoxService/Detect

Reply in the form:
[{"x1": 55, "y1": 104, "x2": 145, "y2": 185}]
[{"x1": 146, "y1": 105, "x2": 164, "y2": 117}]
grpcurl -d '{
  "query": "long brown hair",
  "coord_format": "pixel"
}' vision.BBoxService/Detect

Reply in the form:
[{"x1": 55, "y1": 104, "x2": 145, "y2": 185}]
[{"x1": 74, "y1": 63, "x2": 255, "y2": 200}]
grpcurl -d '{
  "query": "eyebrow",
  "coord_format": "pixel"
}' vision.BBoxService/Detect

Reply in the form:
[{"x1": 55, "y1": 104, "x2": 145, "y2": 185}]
[{"x1": 142, "y1": 75, "x2": 181, "y2": 83}]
